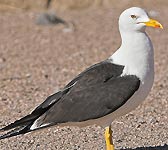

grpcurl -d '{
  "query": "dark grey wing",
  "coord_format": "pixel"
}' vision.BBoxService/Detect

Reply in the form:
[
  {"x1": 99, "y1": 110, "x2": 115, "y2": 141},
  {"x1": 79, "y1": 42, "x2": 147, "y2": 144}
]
[
  {"x1": 0, "y1": 60, "x2": 140, "y2": 139},
  {"x1": 38, "y1": 63, "x2": 140, "y2": 125},
  {"x1": 32, "y1": 60, "x2": 125, "y2": 125},
  {"x1": 0, "y1": 60, "x2": 123, "y2": 139}
]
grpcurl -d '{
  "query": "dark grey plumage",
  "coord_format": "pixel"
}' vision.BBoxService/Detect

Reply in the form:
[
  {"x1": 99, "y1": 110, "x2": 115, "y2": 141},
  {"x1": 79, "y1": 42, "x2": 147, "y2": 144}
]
[{"x1": 0, "y1": 60, "x2": 140, "y2": 139}]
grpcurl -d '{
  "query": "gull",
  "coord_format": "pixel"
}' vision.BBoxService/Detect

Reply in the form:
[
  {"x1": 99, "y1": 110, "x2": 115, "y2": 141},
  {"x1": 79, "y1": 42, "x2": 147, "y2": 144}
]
[{"x1": 0, "y1": 7, "x2": 163, "y2": 150}]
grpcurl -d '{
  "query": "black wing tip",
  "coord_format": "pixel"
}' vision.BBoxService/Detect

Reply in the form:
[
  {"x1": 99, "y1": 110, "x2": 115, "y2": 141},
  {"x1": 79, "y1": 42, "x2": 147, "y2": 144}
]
[
  {"x1": 0, "y1": 131, "x2": 23, "y2": 140},
  {"x1": 0, "y1": 124, "x2": 13, "y2": 132},
  {"x1": 0, "y1": 131, "x2": 19, "y2": 140},
  {"x1": 0, "y1": 125, "x2": 32, "y2": 140},
  {"x1": 0, "y1": 121, "x2": 22, "y2": 132},
  {"x1": 0, "y1": 132, "x2": 17, "y2": 140},
  {"x1": 0, "y1": 124, "x2": 10, "y2": 132}
]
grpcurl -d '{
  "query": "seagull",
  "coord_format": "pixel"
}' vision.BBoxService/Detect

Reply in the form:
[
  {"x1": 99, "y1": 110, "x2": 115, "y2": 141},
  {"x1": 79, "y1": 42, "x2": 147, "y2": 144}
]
[{"x1": 0, "y1": 7, "x2": 163, "y2": 150}]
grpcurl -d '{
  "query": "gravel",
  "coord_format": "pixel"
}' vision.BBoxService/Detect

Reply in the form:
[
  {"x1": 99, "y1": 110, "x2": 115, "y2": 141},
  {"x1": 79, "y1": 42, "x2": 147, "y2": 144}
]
[{"x1": 0, "y1": 5, "x2": 168, "y2": 150}]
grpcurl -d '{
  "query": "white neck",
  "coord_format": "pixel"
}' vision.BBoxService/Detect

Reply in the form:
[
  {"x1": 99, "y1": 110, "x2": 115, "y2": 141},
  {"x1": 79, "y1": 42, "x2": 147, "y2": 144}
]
[{"x1": 110, "y1": 31, "x2": 154, "y2": 82}]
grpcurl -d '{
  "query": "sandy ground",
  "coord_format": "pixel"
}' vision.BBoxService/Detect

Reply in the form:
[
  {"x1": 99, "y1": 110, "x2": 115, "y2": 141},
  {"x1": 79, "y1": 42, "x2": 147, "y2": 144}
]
[{"x1": 0, "y1": 5, "x2": 168, "y2": 150}]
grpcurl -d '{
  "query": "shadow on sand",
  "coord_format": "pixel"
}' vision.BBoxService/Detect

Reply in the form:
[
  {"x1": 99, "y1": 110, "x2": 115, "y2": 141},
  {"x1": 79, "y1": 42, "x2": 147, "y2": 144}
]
[{"x1": 120, "y1": 144, "x2": 168, "y2": 150}]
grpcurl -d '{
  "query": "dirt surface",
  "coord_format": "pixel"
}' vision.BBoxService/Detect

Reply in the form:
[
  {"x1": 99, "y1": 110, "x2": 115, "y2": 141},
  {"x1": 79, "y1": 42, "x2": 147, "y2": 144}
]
[
  {"x1": 0, "y1": 5, "x2": 168, "y2": 150},
  {"x1": 0, "y1": 0, "x2": 168, "y2": 11}
]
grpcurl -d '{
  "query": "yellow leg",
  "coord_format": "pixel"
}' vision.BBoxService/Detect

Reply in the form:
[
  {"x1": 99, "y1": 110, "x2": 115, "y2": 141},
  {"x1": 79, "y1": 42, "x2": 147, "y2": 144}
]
[{"x1": 104, "y1": 125, "x2": 115, "y2": 150}]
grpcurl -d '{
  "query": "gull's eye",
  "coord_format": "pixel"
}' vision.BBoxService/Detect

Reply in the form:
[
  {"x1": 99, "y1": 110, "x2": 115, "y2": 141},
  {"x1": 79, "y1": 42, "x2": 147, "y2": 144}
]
[{"x1": 131, "y1": 15, "x2": 137, "y2": 19}]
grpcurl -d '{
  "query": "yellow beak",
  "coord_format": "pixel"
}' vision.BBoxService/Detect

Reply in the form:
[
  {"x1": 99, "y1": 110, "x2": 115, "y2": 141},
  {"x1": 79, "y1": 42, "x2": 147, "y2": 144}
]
[{"x1": 143, "y1": 19, "x2": 163, "y2": 29}]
